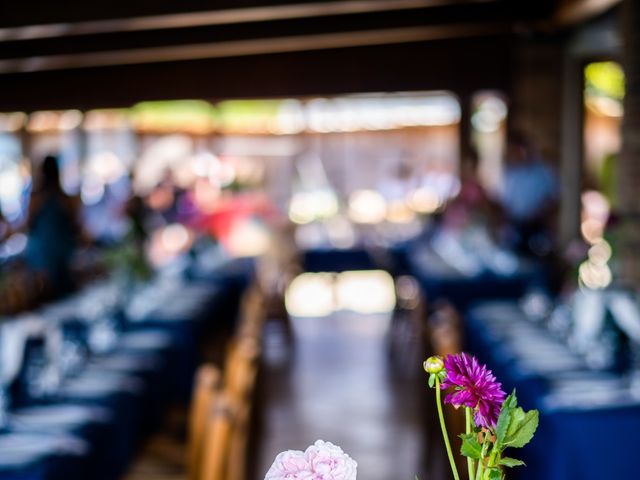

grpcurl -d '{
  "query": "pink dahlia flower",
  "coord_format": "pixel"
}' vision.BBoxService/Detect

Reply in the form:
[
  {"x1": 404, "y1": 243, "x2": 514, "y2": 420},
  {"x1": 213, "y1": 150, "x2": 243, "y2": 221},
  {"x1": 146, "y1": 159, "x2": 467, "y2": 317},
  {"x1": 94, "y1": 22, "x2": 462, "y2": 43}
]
[
  {"x1": 265, "y1": 450, "x2": 313, "y2": 480},
  {"x1": 304, "y1": 440, "x2": 357, "y2": 480},
  {"x1": 441, "y1": 352, "x2": 506, "y2": 429},
  {"x1": 265, "y1": 441, "x2": 357, "y2": 480}
]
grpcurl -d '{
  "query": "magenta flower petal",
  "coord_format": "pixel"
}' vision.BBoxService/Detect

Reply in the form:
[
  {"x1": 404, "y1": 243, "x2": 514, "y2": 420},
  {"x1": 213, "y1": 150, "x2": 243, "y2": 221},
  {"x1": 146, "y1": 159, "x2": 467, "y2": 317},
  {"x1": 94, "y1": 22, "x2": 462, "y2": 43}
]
[{"x1": 441, "y1": 353, "x2": 506, "y2": 428}]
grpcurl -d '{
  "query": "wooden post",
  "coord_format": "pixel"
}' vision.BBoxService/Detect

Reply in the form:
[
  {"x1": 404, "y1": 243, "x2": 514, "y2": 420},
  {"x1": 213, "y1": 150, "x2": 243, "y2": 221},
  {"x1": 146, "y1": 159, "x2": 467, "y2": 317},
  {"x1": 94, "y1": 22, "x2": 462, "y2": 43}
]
[
  {"x1": 559, "y1": 56, "x2": 584, "y2": 248},
  {"x1": 458, "y1": 92, "x2": 472, "y2": 164},
  {"x1": 618, "y1": 0, "x2": 640, "y2": 288}
]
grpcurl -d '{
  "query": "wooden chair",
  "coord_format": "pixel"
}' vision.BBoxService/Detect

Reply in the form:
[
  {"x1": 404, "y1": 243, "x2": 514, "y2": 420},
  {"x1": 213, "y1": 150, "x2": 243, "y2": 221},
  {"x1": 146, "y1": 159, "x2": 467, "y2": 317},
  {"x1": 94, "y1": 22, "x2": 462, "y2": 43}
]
[
  {"x1": 235, "y1": 284, "x2": 266, "y2": 340},
  {"x1": 220, "y1": 304, "x2": 264, "y2": 480},
  {"x1": 188, "y1": 364, "x2": 221, "y2": 480},
  {"x1": 221, "y1": 347, "x2": 259, "y2": 480},
  {"x1": 197, "y1": 384, "x2": 257, "y2": 480},
  {"x1": 224, "y1": 339, "x2": 260, "y2": 399},
  {"x1": 199, "y1": 393, "x2": 235, "y2": 480},
  {"x1": 194, "y1": 346, "x2": 259, "y2": 480},
  {"x1": 225, "y1": 395, "x2": 252, "y2": 480},
  {"x1": 427, "y1": 301, "x2": 462, "y2": 357},
  {"x1": 196, "y1": 283, "x2": 265, "y2": 480}
]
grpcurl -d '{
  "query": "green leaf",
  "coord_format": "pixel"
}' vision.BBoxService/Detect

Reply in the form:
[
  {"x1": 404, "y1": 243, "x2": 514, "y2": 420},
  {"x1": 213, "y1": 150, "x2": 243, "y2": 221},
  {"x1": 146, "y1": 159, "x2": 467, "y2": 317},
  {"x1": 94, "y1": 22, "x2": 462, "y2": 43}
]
[
  {"x1": 504, "y1": 409, "x2": 539, "y2": 449},
  {"x1": 496, "y1": 390, "x2": 518, "y2": 446},
  {"x1": 505, "y1": 389, "x2": 518, "y2": 410},
  {"x1": 459, "y1": 433, "x2": 482, "y2": 460},
  {"x1": 428, "y1": 374, "x2": 435, "y2": 389},
  {"x1": 505, "y1": 407, "x2": 525, "y2": 439},
  {"x1": 499, "y1": 457, "x2": 525, "y2": 468},
  {"x1": 485, "y1": 467, "x2": 503, "y2": 480}
]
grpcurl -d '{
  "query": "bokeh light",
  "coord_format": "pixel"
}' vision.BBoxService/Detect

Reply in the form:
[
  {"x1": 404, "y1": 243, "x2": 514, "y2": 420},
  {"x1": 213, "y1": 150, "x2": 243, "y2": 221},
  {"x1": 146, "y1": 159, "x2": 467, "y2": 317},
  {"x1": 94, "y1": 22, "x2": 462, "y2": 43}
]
[{"x1": 348, "y1": 189, "x2": 386, "y2": 224}]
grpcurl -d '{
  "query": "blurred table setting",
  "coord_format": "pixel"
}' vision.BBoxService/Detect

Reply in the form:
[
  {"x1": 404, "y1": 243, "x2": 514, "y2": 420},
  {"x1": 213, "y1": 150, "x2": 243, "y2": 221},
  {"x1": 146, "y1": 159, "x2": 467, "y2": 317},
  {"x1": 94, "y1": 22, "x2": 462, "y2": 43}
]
[
  {"x1": 401, "y1": 227, "x2": 546, "y2": 310},
  {"x1": 0, "y1": 246, "x2": 254, "y2": 480},
  {"x1": 466, "y1": 288, "x2": 640, "y2": 480}
]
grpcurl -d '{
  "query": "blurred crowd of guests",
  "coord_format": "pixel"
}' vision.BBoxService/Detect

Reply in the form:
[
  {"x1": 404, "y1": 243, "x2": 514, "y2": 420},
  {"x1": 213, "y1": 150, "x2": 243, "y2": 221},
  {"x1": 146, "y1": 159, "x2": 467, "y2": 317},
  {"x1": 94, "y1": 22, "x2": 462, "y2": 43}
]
[
  {"x1": 444, "y1": 130, "x2": 558, "y2": 257},
  {"x1": 0, "y1": 129, "x2": 563, "y2": 308},
  {"x1": 0, "y1": 152, "x2": 275, "y2": 307}
]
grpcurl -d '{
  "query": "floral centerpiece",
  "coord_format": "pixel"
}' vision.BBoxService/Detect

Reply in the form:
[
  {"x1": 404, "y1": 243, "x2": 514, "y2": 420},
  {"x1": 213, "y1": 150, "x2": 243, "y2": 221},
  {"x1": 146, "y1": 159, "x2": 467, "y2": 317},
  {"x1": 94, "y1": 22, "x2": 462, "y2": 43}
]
[
  {"x1": 424, "y1": 353, "x2": 539, "y2": 480},
  {"x1": 264, "y1": 353, "x2": 538, "y2": 480}
]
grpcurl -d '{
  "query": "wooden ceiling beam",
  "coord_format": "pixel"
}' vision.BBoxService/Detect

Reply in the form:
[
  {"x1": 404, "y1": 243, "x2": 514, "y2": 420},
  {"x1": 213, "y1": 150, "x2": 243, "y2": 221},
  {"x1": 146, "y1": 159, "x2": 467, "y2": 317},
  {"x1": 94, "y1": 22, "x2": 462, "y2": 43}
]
[
  {"x1": 0, "y1": 22, "x2": 512, "y2": 74},
  {"x1": 0, "y1": 0, "x2": 495, "y2": 41},
  {"x1": 0, "y1": 36, "x2": 512, "y2": 111},
  {"x1": 552, "y1": 0, "x2": 621, "y2": 27}
]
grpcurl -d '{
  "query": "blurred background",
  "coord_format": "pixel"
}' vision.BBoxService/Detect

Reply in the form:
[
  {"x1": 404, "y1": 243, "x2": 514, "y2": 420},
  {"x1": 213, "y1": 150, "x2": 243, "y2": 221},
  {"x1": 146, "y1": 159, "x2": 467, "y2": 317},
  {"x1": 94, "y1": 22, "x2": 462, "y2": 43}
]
[{"x1": 0, "y1": 1, "x2": 637, "y2": 479}]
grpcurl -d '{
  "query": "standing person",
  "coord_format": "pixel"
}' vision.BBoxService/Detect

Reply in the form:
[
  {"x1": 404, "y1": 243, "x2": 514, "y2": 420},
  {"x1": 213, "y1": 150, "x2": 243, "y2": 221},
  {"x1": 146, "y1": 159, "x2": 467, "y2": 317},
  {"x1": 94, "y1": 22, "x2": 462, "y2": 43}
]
[
  {"x1": 456, "y1": 149, "x2": 493, "y2": 212},
  {"x1": 26, "y1": 155, "x2": 80, "y2": 296},
  {"x1": 500, "y1": 132, "x2": 558, "y2": 255},
  {"x1": 440, "y1": 149, "x2": 491, "y2": 232}
]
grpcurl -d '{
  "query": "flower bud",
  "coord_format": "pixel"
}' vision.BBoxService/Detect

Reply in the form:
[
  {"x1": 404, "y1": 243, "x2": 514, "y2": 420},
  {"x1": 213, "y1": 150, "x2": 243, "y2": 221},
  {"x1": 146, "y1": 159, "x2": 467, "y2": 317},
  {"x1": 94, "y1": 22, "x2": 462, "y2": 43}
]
[{"x1": 423, "y1": 356, "x2": 444, "y2": 374}]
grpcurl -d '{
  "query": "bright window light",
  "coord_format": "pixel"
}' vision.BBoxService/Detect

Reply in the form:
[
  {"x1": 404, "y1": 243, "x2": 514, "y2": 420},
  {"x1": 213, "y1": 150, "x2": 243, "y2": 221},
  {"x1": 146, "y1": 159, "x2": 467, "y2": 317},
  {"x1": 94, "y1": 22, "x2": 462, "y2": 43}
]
[
  {"x1": 286, "y1": 270, "x2": 396, "y2": 317},
  {"x1": 285, "y1": 272, "x2": 336, "y2": 317},
  {"x1": 336, "y1": 270, "x2": 396, "y2": 314}
]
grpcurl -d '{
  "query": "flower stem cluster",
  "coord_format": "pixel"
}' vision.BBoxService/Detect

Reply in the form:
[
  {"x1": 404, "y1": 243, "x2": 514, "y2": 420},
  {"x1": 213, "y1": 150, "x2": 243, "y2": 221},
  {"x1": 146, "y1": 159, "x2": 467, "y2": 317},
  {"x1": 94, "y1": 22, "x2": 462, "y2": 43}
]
[{"x1": 425, "y1": 353, "x2": 539, "y2": 480}]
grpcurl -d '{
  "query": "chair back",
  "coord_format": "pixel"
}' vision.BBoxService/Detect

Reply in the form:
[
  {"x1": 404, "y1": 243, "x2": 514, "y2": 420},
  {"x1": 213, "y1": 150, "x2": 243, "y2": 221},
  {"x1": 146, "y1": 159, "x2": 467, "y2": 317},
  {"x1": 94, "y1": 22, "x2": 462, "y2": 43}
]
[
  {"x1": 236, "y1": 284, "x2": 266, "y2": 340},
  {"x1": 428, "y1": 302, "x2": 462, "y2": 357},
  {"x1": 188, "y1": 364, "x2": 221, "y2": 480},
  {"x1": 198, "y1": 282, "x2": 266, "y2": 480},
  {"x1": 225, "y1": 397, "x2": 251, "y2": 480},
  {"x1": 199, "y1": 393, "x2": 235, "y2": 480}
]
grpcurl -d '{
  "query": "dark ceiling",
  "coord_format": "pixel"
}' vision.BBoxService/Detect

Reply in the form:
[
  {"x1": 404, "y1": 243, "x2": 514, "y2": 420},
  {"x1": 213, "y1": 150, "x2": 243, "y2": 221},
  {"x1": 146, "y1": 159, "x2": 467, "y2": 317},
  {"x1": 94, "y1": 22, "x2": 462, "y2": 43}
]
[{"x1": 0, "y1": 0, "x2": 575, "y2": 110}]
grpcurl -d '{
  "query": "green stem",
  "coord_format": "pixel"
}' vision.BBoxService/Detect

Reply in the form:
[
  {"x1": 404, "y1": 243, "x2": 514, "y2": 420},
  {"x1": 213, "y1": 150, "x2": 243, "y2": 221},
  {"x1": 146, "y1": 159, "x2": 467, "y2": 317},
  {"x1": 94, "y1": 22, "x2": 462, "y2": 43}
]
[
  {"x1": 487, "y1": 448, "x2": 503, "y2": 479},
  {"x1": 465, "y1": 408, "x2": 475, "y2": 480},
  {"x1": 475, "y1": 433, "x2": 490, "y2": 480},
  {"x1": 487, "y1": 449, "x2": 499, "y2": 468},
  {"x1": 435, "y1": 377, "x2": 460, "y2": 480}
]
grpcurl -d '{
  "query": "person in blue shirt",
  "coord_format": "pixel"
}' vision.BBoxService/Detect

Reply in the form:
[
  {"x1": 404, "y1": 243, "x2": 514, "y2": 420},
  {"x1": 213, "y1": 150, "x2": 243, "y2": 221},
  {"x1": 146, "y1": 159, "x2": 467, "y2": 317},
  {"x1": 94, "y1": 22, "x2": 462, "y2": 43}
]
[
  {"x1": 26, "y1": 155, "x2": 80, "y2": 297},
  {"x1": 500, "y1": 132, "x2": 558, "y2": 255}
]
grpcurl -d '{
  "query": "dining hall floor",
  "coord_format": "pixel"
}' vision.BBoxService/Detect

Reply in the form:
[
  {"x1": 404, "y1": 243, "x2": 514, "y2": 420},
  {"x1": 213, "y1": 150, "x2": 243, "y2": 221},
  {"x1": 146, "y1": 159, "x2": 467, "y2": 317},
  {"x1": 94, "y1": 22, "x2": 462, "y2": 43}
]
[{"x1": 251, "y1": 310, "x2": 435, "y2": 480}]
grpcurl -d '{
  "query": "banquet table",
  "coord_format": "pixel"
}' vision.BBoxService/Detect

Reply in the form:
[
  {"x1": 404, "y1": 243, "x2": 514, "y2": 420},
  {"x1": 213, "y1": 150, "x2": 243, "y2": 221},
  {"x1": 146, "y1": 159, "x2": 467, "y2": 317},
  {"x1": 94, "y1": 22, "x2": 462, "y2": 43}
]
[
  {"x1": 0, "y1": 255, "x2": 254, "y2": 480},
  {"x1": 465, "y1": 300, "x2": 640, "y2": 480},
  {"x1": 407, "y1": 243, "x2": 545, "y2": 310}
]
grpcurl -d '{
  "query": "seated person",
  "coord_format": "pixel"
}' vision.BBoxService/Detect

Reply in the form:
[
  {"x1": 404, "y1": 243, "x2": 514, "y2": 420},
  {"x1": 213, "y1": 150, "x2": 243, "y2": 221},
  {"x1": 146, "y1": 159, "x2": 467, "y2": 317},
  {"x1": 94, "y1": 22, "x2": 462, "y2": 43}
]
[{"x1": 500, "y1": 132, "x2": 558, "y2": 255}]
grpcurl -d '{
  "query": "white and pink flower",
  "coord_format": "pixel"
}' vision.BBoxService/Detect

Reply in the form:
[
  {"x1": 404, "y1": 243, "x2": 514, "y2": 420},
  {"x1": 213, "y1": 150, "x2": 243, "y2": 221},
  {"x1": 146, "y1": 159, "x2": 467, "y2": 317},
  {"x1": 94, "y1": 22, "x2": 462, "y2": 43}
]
[{"x1": 265, "y1": 440, "x2": 357, "y2": 480}]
